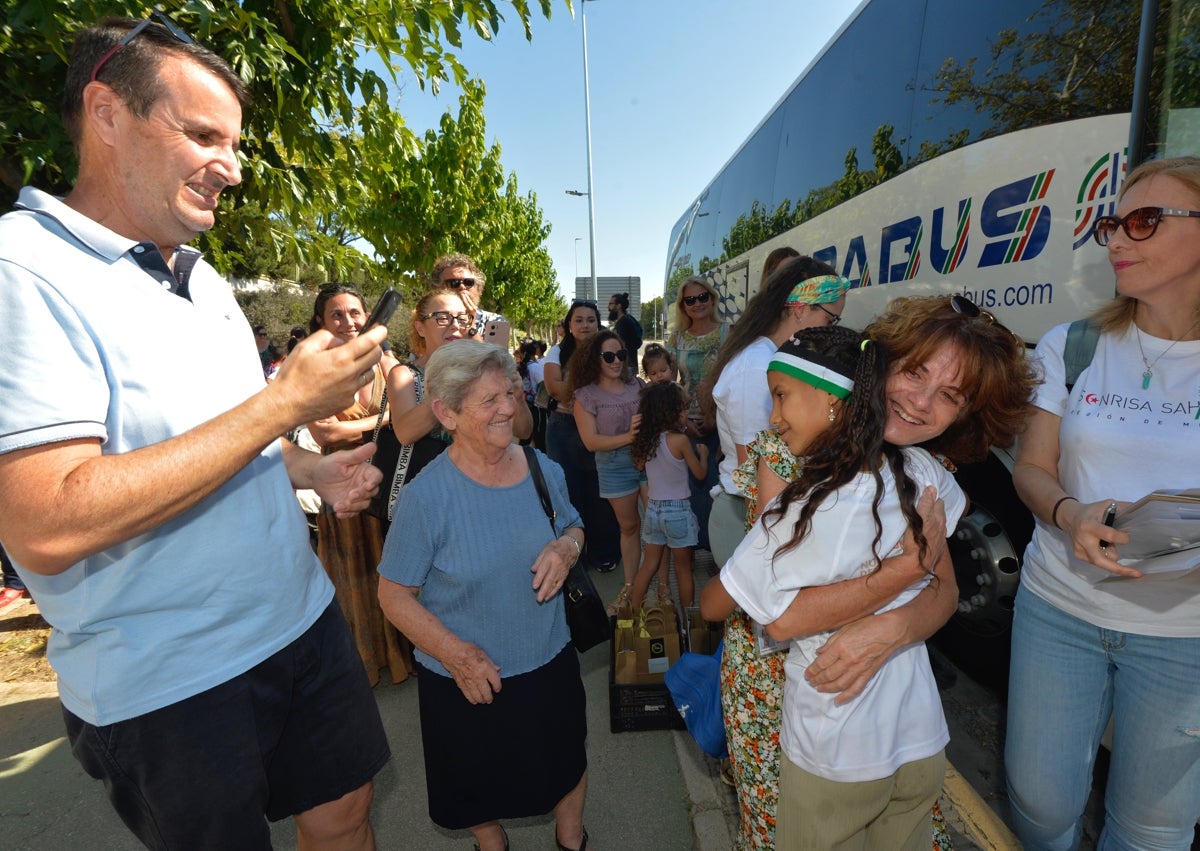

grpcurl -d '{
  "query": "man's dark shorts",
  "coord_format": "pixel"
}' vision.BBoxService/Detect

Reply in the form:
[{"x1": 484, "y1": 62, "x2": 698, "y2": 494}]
[{"x1": 63, "y1": 602, "x2": 391, "y2": 850}]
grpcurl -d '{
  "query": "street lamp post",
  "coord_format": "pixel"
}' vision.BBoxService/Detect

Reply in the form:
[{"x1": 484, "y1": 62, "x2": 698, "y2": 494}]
[{"x1": 581, "y1": 0, "x2": 599, "y2": 301}]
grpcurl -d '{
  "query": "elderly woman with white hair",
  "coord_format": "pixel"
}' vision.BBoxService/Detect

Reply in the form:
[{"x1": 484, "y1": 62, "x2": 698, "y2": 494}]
[{"x1": 378, "y1": 340, "x2": 593, "y2": 851}]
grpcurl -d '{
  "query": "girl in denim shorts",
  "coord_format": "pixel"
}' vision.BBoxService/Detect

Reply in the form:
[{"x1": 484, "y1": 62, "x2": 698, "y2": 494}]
[
  {"x1": 570, "y1": 330, "x2": 646, "y2": 613},
  {"x1": 629, "y1": 381, "x2": 708, "y2": 610}
]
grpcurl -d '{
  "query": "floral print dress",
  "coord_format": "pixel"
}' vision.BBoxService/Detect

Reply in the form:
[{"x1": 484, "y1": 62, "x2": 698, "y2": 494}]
[{"x1": 721, "y1": 429, "x2": 952, "y2": 850}]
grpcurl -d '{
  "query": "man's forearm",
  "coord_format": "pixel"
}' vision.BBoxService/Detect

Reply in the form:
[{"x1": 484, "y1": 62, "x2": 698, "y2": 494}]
[{"x1": 0, "y1": 389, "x2": 296, "y2": 574}]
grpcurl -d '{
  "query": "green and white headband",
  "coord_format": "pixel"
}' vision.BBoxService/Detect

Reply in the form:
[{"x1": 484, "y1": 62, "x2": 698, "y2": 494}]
[{"x1": 768, "y1": 344, "x2": 855, "y2": 400}]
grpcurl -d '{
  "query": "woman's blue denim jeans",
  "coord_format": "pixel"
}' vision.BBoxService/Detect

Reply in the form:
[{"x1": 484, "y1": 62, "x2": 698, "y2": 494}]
[{"x1": 1005, "y1": 584, "x2": 1200, "y2": 850}]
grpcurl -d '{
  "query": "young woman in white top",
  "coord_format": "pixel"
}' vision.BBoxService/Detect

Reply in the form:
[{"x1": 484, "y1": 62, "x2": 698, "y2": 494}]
[{"x1": 699, "y1": 257, "x2": 851, "y2": 566}]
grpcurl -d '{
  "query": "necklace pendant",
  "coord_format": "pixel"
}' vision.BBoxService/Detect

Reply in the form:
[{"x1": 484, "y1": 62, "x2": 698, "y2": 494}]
[{"x1": 1142, "y1": 369, "x2": 1152, "y2": 390}]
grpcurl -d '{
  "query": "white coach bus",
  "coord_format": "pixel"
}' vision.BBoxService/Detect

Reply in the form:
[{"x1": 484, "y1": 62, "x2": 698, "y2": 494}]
[{"x1": 665, "y1": 0, "x2": 1198, "y2": 642}]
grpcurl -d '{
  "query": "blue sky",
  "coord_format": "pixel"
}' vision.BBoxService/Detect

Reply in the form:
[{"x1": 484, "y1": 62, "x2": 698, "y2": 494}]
[{"x1": 390, "y1": 0, "x2": 862, "y2": 303}]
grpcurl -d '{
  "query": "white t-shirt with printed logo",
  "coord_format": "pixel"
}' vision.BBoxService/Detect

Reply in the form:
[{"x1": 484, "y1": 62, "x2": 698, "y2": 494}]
[{"x1": 1021, "y1": 321, "x2": 1200, "y2": 635}]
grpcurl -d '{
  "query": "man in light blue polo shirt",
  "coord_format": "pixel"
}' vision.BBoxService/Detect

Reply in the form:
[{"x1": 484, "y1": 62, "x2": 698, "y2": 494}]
[{"x1": 0, "y1": 15, "x2": 391, "y2": 850}]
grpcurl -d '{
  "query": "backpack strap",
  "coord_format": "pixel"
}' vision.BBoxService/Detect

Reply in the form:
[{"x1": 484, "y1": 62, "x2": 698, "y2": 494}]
[{"x1": 1063, "y1": 318, "x2": 1101, "y2": 393}]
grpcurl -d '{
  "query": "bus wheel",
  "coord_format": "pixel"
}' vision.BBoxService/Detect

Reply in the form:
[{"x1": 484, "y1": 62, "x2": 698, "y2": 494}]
[{"x1": 947, "y1": 503, "x2": 1021, "y2": 639}]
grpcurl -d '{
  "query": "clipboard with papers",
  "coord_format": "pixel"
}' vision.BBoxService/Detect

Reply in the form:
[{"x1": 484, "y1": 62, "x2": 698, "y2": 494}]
[{"x1": 1111, "y1": 489, "x2": 1200, "y2": 566}]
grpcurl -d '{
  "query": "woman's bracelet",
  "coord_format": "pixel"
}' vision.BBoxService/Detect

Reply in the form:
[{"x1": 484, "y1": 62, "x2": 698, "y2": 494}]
[
  {"x1": 1051, "y1": 495, "x2": 1078, "y2": 530},
  {"x1": 560, "y1": 534, "x2": 582, "y2": 562}
]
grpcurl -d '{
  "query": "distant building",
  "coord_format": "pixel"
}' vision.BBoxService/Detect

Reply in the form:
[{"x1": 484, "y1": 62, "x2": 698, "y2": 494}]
[{"x1": 576, "y1": 276, "x2": 642, "y2": 319}]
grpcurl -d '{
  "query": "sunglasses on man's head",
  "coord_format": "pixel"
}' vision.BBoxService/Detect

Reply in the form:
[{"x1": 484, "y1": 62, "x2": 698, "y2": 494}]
[
  {"x1": 683, "y1": 292, "x2": 712, "y2": 306},
  {"x1": 1091, "y1": 206, "x2": 1200, "y2": 246},
  {"x1": 443, "y1": 278, "x2": 476, "y2": 289},
  {"x1": 91, "y1": 11, "x2": 195, "y2": 82},
  {"x1": 600, "y1": 349, "x2": 628, "y2": 363}
]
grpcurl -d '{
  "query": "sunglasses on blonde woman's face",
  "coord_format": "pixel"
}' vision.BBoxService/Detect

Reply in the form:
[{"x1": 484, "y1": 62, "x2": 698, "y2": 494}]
[
  {"x1": 600, "y1": 349, "x2": 628, "y2": 363},
  {"x1": 682, "y1": 291, "x2": 712, "y2": 306},
  {"x1": 1091, "y1": 206, "x2": 1200, "y2": 246}
]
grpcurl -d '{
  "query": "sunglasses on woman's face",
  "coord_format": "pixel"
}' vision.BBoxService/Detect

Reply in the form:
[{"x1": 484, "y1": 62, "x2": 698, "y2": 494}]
[
  {"x1": 1091, "y1": 206, "x2": 1200, "y2": 246},
  {"x1": 600, "y1": 349, "x2": 628, "y2": 363},
  {"x1": 682, "y1": 291, "x2": 712, "y2": 306}
]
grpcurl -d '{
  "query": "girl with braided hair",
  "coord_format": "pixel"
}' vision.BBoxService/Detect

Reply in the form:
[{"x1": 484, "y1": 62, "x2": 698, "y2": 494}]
[{"x1": 702, "y1": 326, "x2": 967, "y2": 850}]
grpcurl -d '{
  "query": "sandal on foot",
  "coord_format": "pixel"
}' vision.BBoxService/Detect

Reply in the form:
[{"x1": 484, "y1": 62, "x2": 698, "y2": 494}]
[
  {"x1": 719, "y1": 757, "x2": 736, "y2": 787},
  {"x1": 555, "y1": 827, "x2": 588, "y2": 851},
  {"x1": 607, "y1": 583, "x2": 632, "y2": 616}
]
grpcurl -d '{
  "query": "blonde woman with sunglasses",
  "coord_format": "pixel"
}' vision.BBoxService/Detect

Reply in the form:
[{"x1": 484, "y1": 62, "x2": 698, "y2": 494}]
[
  {"x1": 671, "y1": 277, "x2": 726, "y2": 549},
  {"x1": 1008, "y1": 156, "x2": 1200, "y2": 850}
]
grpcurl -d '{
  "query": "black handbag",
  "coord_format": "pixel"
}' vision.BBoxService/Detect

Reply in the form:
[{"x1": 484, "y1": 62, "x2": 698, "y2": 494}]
[{"x1": 523, "y1": 446, "x2": 610, "y2": 652}]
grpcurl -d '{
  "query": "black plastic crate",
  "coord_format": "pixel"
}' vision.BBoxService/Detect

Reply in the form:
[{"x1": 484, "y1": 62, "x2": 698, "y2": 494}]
[{"x1": 608, "y1": 616, "x2": 686, "y2": 733}]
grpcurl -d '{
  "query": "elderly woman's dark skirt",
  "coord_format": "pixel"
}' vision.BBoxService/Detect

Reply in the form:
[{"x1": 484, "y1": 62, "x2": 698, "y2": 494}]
[{"x1": 416, "y1": 643, "x2": 587, "y2": 830}]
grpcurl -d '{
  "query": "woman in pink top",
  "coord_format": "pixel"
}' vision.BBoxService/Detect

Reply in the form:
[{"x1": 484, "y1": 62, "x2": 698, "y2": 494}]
[{"x1": 569, "y1": 330, "x2": 645, "y2": 613}]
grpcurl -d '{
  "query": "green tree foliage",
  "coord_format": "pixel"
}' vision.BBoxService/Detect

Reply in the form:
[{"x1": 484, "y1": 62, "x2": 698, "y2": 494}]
[
  {"x1": 715, "y1": 125, "x2": 906, "y2": 268},
  {"x1": 922, "y1": 1, "x2": 1142, "y2": 151},
  {"x1": 639, "y1": 295, "x2": 664, "y2": 341},
  {"x1": 0, "y1": 0, "x2": 568, "y2": 306}
]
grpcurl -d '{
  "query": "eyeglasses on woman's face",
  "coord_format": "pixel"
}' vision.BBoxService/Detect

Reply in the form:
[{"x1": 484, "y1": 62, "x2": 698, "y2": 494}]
[
  {"x1": 420, "y1": 310, "x2": 472, "y2": 328},
  {"x1": 600, "y1": 349, "x2": 628, "y2": 364},
  {"x1": 1092, "y1": 206, "x2": 1200, "y2": 246},
  {"x1": 812, "y1": 303, "x2": 841, "y2": 326},
  {"x1": 682, "y1": 291, "x2": 712, "y2": 306}
]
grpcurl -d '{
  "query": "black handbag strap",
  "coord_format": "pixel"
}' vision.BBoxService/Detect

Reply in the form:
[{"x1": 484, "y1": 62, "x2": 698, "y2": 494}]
[
  {"x1": 370, "y1": 386, "x2": 388, "y2": 444},
  {"x1": 522, "y1": 445, "x2": 557, "y2": 536}
]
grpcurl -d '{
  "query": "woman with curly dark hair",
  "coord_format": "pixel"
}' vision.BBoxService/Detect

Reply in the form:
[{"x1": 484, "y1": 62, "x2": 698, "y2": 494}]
[
  {"x1": 702, "y1": 294, "x2": 1036, "y2": 850},
  {"x1": 628, "y1": 381, "x2": 708, "y2": 610},
  {"x1": 569, "y1": 329, "x2": 645, "y2": 612},
  {"x1": 702, "y1": 327, "x2": 968, "y2": 850}
]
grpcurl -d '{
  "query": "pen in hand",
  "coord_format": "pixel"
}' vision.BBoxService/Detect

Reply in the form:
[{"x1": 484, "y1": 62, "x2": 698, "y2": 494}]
[{"x1": 1099, "y1": 501, "x2": 1118, "y2": 550}]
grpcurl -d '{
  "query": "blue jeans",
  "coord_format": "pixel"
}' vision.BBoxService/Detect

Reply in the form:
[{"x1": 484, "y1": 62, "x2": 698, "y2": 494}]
[
  {"x1": 1005, "y1": 585, "x2": 1200, "y2": 850},
  {"x1": 688, "y1": 430, "x2": 719, "y2": 552},
  {"x1": 0, "y1": 542, "x2": 24, "y2": 591}
]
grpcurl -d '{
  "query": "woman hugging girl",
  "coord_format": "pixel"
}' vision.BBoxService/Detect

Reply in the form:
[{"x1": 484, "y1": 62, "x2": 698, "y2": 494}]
[{"x1": 702, "y1": 326, "x2": 965, "y2": 850}]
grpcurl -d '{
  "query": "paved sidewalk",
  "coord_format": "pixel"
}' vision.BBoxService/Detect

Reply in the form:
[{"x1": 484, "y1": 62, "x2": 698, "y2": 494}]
[{"x1": 1, "y1": 567, "x2": 1014, "y2": 850}]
